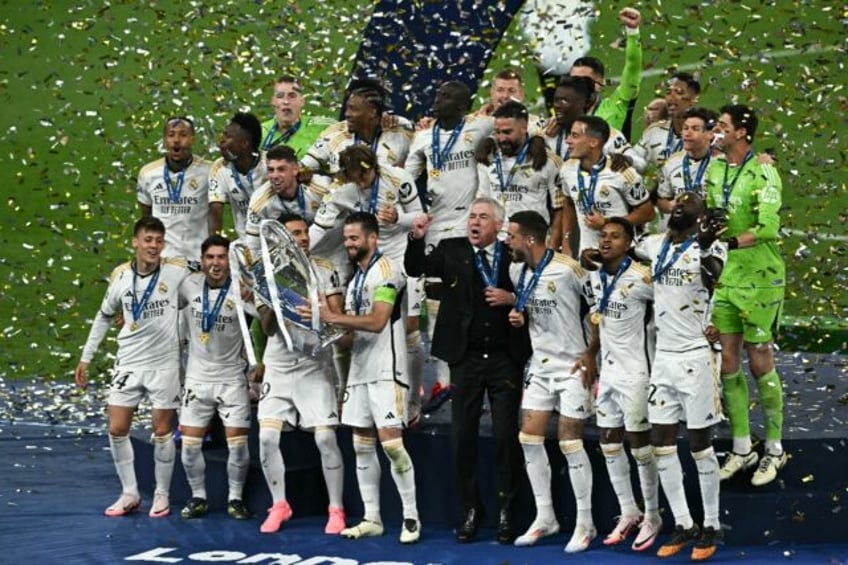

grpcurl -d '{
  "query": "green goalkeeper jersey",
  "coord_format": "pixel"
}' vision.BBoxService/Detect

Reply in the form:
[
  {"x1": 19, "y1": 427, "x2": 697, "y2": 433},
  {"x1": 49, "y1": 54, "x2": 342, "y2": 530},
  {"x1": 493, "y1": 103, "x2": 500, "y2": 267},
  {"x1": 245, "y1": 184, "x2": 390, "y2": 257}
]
[
  {"x1": 705, "y1": 153, "x2": 785, "y2": 288},
  {"x1": 260, "y1": 115, "x2": 335, "y2": 158},
  {"x1": 594, "y1": 30, "x2": 642, "y2": 131}
]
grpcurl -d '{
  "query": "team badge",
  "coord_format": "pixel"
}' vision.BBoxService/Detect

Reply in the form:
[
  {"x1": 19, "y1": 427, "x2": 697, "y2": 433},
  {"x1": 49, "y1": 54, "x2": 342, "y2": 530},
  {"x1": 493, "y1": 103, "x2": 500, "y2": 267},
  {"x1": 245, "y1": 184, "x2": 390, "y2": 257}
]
[
  {"x1": 158, "y1": 281, "x2": 168, "y2": 293},
  {"x1": 190, "y1": 179, "x2": 199, "y2": 190},
  {"x1": 463, "y1": 133, "x2": 474, "y2": 144},
  {"x1": 225, "y1": 299, "x2": 234, "y2": 311},
  {"x1": 385, "y1": 191, "x2": 396, "y2": 203},
  {"x1": 599, "y1": 185, "x2": 610, "y2": 198},
  {"x1": 682, "y1": 254, "x2": 691, "y2": 264},
  {"x1": 547, "y1": 281, "x2": 556, "y2": 294}
]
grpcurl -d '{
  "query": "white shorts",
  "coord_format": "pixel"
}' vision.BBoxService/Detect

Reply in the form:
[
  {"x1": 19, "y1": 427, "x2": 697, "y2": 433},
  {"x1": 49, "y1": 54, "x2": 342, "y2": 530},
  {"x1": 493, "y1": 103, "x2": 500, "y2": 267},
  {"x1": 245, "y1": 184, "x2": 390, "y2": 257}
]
[
  {"x1": 649, "y1": 348, "x2": 722, "y2": 430},
  {"x1": 108, "y1": 367, "x2": 181, "y2": 410},
  {"x1": 180, "y1": 378, "x2": 251, "y2": 429},
  {"x1": 522, "y1": 370, "x2": 593, "y2": 420},
  {"x1": 595, "y1": 372, "x2": 651, "y2": 432},
  {"x1": 341, "y1": 380, "x2": 408, "y2": 429},
  {"x1": 258, "y1": 357, "x2": 339, "y2": 429}
]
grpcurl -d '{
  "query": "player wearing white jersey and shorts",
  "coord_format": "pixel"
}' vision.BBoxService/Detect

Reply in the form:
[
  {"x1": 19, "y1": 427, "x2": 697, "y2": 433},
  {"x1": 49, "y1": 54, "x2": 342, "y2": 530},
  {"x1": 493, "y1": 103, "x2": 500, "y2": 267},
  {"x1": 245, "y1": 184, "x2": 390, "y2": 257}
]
[
  {"x1": 634, "y1": 193, "x2": 726, "y2": 561},
  {"x1": 177, "y1": 235, "x2": 253, "y2": 521},
  {"x1": 405, "y1": 81, "x2": 495, "y2": 412},
  {"x1": 254, "y1": 213, "x2": 348, "y2": 536},
  {"x1": 208, "y1": 112, "x2": 268, "y2": 239},
  {"x1": 503, "y1": 211, "x2": 595, "y2": 553},
  {"x1": 137, "y1": 117, "x2": 211, "y2": 265},
  {"x1": 561, "y1": 116, "x2": 652, "y2": 256},
  {"x1": 75, "y1": 217, "x2": 189, "y2": 519},
  {"x1": 311, "y1": 145, "x2": 428, "y2": 422},
  {"x1": 580, "y1": 218, "x2": 660, "y2": 551},
  {"x1": 300, "y1": 212, "x2": 421, "y2": 544}
]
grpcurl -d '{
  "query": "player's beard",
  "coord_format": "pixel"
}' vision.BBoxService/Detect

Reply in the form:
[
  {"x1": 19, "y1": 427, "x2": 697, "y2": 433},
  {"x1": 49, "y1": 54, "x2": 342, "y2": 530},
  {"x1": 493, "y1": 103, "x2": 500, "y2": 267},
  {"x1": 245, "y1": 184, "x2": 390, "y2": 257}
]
[{"x1": 668, "y1": 210, "x2": 698, "y2": 231}]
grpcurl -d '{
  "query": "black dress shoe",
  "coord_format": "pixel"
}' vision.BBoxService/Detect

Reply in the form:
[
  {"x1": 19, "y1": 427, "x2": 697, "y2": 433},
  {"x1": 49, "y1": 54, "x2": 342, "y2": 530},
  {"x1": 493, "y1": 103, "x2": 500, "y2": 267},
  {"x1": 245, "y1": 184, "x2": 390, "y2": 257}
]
[
  {"x1": 456, "y1": 508, "x2": 482, "y2": 543},
  {"x1": 496, "y1": 509, "x2": 516, "y2": 544}
]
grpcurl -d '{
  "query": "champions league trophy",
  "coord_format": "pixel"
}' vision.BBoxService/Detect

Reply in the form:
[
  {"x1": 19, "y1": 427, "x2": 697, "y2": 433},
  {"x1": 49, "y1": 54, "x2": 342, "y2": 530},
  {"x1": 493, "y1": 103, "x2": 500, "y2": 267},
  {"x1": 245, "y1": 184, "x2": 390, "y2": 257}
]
[{"x1": 230, "y1": 219, "x2": 345, "y2": 357}]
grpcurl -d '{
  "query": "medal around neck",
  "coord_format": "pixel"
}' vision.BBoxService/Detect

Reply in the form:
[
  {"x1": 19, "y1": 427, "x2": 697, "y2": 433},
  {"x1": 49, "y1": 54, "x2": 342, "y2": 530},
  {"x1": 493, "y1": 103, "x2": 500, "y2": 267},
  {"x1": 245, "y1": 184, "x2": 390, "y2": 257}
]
[{"x1": 230, "y1": 219, "x2": 344, "y2": 356}]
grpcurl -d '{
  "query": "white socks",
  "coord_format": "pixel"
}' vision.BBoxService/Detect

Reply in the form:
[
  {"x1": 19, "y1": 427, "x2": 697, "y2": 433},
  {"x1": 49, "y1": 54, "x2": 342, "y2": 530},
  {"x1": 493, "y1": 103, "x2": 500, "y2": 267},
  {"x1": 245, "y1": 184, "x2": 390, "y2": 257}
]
[
  {"x1": 631, "y1": 444, "x2": 659, "y2": 521},
  {"x1": 560, "y1": 439, "x2": 593, "y2": 526},
  {"x1": 227, "y1": 435, "x2": 249, "y2": 502},
  {"x1": 520, "y1": 433, "x2": 555, "y2": 523},
  {"x1": 655, "y1": 445, "x2": 694, "y2": 529},
  {"x1": 406, "y1": 331, "x2": 424, "y2": 418},
  {"x1": 382, "y1": 437, "x2": 419, "y2": 521},
  {"x1": 601, "y1": 442, "x2": 639, "y2": 517},
  {"x1": 259, "y1": 423, "x2": 287, "y2": 503},
  {"x1": 109, "y1": 434, "x2": 139, "y2": 497},
  {"x1": 693, "y1": 446, "x2": 720, "y2": 529},
  {"x1": 152, "y1": 432, "x2": 175, "y2": 497},
  {"x1": 353, "y1": 435, "x2": 382, "y2": 524},
  {"x1": 180, "y1": 435, "x2": 206, "y2": 499},
  {"x1": 314, "y1": 427, "x2": 345, "y2": 509}
]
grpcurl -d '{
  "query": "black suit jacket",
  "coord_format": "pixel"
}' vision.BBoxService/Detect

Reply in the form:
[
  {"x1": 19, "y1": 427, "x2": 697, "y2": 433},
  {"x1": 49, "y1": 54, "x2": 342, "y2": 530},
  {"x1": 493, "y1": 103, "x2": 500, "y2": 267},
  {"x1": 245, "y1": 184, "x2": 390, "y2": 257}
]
[{"x1": 405, "y1": 235, "x2": 531, "y2": 366}]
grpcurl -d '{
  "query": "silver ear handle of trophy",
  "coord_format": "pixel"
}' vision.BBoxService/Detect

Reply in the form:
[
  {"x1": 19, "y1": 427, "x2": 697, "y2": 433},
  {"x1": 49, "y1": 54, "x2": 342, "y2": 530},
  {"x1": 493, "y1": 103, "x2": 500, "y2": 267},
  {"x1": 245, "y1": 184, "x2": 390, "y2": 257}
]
[
  {"x1": 228, "y1": 246, "x2": 258, "y2": 366},
  {"x1": 259, "y1": 220, "x2": 295, "y2": 352}
]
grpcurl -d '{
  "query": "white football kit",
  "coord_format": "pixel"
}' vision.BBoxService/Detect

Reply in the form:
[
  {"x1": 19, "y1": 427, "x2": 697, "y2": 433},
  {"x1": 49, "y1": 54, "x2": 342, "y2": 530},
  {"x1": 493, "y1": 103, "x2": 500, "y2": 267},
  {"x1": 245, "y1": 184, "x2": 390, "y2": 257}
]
[
  {"x1": 510, "y1": 253, "x2": 593, "y2": 419},
  {"x1": 636, "y1": 234, "x2": 726, "y2": 429},
  {"x1": 80, "y1": 258, "x2": 189, "y2": 408}
]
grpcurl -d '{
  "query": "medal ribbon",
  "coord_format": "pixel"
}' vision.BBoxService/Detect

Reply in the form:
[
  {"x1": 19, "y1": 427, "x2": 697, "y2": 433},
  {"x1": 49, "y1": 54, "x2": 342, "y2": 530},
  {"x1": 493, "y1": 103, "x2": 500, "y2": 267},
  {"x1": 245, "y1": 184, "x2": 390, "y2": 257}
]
[
  {"x1": 354, "y1": 128, "x2": 382, "y2": 154},
  {"x1": 474, "y1": 241, "x2": 504, "y2": 288},
  {"x1": 555, "y1": 130, "x2": 570, "y2": 160},
  {"x1": 352, "y1": 251, "x2": 382, "y2": 314},
  {"x1": 653, "y1": 234, "x2": 697, "y2": 281},
  {"x1": 131, "y1": 264, "x2": 161, "y2": 325},
  {"x1": 683, "y1": 152, "x2": 711, "y2": 192},
  {"x1": 576, "y1": 155, "x2": 606, "y2": 216},
  {"x1": 231, "y1": 162, "x2": 256, "y2": 196},
  {"x1": 514, "y1": 249, "x2": 554, "y2": 312},
  {"x1": 494, "y1": 139, "x2": 530, "y2": 194},
  {"x1": 163, "y1": 157, "x2": 192, "y2": 202},
  {"x1": 721, "y1": 149, "x2": 754, "y2": 209},
  {"x1": 661, "y1": 126, "x2": 683, "y2": 160},
  {"x1": 432, "y1": 119, "x2": 465, "y2": 171},
  {"x1": 598, "y1": 256, "x2": 631, "y2": 315},
  {"x1": 261, "y1": 120, "x2": 302, "y2": 150},
  {"x1": 201, "y1": 277, "x2": 232, "y2": 334}
]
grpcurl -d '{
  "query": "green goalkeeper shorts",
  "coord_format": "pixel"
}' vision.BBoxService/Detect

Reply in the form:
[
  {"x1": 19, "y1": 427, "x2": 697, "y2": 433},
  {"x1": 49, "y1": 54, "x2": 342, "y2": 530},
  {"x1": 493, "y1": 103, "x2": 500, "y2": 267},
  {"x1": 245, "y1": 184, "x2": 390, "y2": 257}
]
[{"x1": 712, "y1": 285, "x2": 784, "y2": 344}]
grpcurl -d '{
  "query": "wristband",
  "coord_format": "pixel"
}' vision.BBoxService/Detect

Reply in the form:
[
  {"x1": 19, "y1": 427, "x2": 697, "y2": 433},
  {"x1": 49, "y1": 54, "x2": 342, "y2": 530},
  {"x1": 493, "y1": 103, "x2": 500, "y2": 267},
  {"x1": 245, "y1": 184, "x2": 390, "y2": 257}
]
[{"x1": 726, "y1": 237, "x2": 739, "y2": 250}]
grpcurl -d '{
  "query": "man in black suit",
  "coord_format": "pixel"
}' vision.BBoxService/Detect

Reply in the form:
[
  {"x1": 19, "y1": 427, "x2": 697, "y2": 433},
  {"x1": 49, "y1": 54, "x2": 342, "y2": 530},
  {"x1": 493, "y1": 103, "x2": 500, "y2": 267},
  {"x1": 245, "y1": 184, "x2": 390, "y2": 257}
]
[{"x1": 405, "y1": 196, "x2": 531, "y2": 544}]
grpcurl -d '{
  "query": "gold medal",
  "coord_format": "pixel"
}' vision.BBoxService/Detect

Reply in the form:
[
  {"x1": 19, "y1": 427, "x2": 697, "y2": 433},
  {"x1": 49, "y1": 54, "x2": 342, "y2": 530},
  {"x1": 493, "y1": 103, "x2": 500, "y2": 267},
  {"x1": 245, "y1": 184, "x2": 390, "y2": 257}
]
[
  {"x1": 430, "y1": 168, "x2": 441, "y2": 179},
  {"x1": 199, "y1": 332, "x2": 210, "y2": 344},
  {"x1": 590, "y1": 312, "x2": 602, "y2": 325},
  {"x1": 129, "y1": 321, "x2": 138, "y2": 331}
]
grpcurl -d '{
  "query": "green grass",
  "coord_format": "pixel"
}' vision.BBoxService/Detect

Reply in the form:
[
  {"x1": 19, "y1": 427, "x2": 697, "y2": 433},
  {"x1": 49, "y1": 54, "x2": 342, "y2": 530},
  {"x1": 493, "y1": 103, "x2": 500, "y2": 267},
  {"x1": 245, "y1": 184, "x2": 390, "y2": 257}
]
[{"x1": 1, "y1": 1, "x2": 845, "y2": 383}]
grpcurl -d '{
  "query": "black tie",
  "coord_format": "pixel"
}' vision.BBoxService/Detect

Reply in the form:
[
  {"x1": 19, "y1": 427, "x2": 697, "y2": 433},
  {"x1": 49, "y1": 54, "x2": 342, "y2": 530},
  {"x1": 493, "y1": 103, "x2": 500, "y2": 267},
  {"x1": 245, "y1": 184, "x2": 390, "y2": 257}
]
[{"x1": 477, "y1": 248, "x2": 491, "y2": 272}]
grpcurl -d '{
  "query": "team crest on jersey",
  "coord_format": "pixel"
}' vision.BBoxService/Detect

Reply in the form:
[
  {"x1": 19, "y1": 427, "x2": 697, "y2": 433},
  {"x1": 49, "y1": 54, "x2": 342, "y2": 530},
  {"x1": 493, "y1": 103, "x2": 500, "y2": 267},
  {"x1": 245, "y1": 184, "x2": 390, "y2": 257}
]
[
  {"x1": 682, "y1": 254, "x2": 691, "y2": 264},
  {"x1": 190, "y1": 179, "x2": 199, "y2": 191},
  {"x1": 158, "y1": 281, "x2": 168, "y2": 293},
  {"x1": 385, "y1": 191, "x2": 396, "y2": 203},
  {"x1": 599, "y1": 185, "x2": 610, "y2": 198},
  {"x1": 225, "y1": 299, "x2": 234, "y2": 310},
  {"x1": 463, "y1": 132, "x2": 474, "y2": 144},
  {"x1": 547, "y1": 281, "x2": 556, "y2": 294}
]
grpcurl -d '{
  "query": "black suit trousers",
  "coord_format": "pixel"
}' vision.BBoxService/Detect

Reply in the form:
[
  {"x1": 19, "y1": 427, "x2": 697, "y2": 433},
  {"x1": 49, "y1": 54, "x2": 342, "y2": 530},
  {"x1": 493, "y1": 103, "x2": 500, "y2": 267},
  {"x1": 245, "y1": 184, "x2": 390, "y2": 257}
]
[{"x1": 450, "y1": 349, "x2": 524, "y2": 516}]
